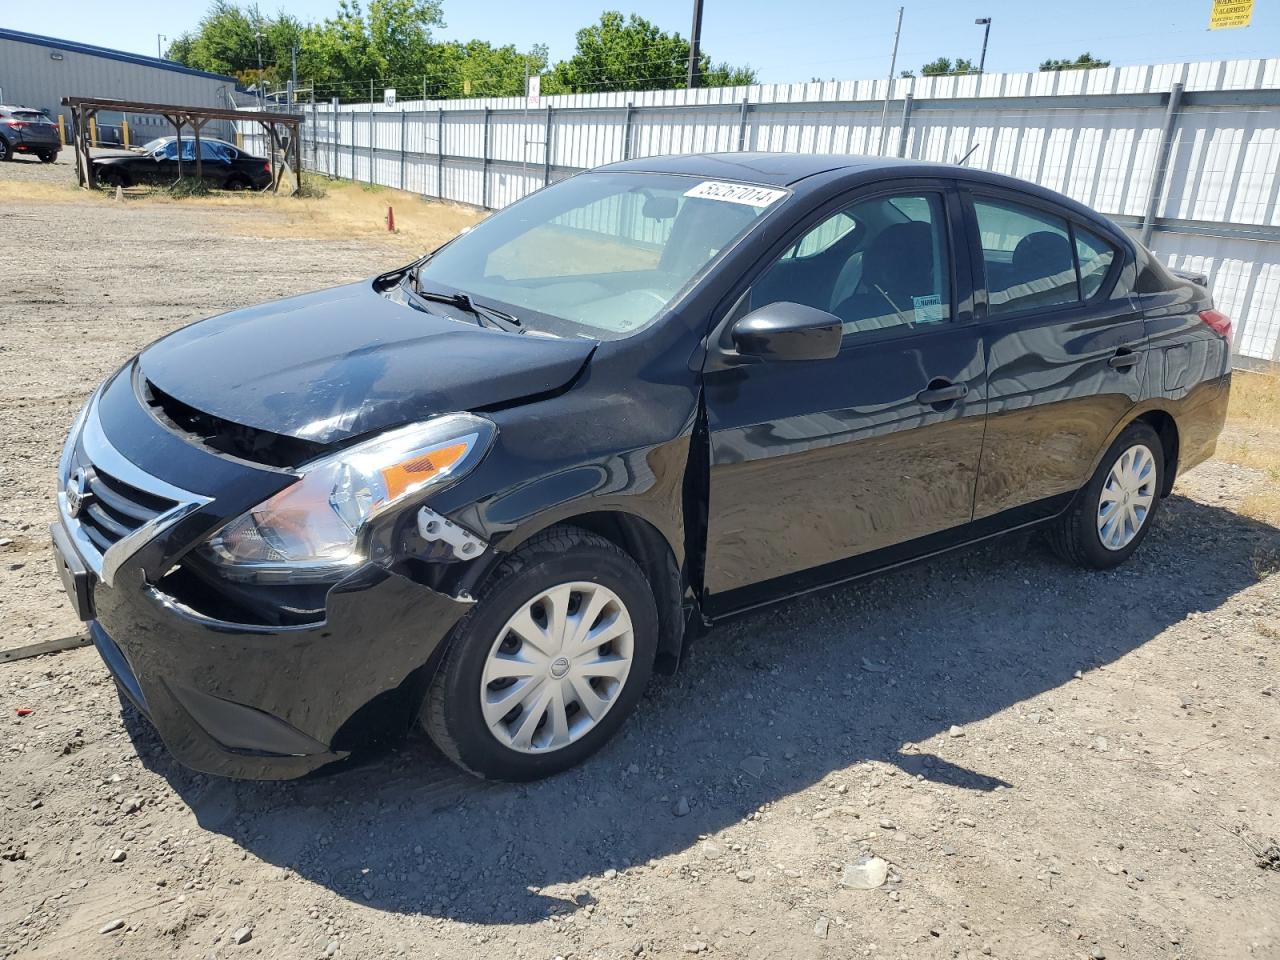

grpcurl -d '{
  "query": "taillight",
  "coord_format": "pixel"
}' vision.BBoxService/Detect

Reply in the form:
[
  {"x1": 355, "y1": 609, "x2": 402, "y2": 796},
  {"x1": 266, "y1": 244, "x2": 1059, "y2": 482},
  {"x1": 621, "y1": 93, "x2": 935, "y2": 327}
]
[
  {"x1": 1199, "y1": 308, "x2": 1231, "y2": 339},
  {"x1": 263, "y1": 162, "x2": 270, "y2": 172},
  {"x1": 3, "y1": 120, "x2": 28, "y2": 129}
]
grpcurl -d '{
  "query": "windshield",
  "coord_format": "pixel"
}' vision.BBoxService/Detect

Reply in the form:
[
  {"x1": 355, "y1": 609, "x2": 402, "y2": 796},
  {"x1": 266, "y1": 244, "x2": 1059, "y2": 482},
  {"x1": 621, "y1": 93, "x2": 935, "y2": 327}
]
[
  {"x1": 141, "y1": 137, "x2": 167, "y2": 153},
  {"x1": 415, "y1": 172, "x2": 787, "y2": 339},
  {"x1": 13, "y1": 110, "x2": 49, "y2": 122}
]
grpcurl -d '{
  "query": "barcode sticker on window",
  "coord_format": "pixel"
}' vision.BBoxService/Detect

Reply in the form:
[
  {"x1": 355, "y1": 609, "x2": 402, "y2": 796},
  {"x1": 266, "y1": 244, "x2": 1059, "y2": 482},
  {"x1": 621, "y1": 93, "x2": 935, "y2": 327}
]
[
  {"x1": 684, "y1": 181, "x2": 787, "y2": 208},
  {"x1": 912, "y1": 294, "x2": 944, "y2": 324}
]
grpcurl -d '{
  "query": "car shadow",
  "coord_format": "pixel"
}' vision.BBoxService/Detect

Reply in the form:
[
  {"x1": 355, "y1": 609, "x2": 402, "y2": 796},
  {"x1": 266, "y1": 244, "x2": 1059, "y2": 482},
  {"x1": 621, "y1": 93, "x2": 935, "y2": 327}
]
[{"x1": 121, "y1": 493, "x2": 1278, "y2": 925}]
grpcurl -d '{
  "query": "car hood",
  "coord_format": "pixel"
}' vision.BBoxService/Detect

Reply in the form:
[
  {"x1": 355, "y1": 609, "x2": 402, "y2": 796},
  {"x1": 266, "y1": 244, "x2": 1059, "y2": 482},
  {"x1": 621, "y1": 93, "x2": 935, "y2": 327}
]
[
  {"x1": 138, "y1": 281, "x2": 596, "y2": 445},
  {"x1": 91, "y1": 149, "x2": 142, "y2": 160}
]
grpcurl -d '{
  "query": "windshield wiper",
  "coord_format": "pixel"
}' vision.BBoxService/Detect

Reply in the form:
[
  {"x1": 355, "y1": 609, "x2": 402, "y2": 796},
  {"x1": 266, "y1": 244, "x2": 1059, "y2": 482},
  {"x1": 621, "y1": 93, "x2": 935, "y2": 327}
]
[{"x1": 417, "y1": 288, "x2": 523, "y2": 333}]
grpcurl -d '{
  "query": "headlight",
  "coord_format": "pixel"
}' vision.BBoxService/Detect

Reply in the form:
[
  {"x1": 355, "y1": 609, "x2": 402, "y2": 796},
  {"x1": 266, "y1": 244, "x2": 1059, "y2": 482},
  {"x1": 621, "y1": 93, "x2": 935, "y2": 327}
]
[{"x1": 200, "y1": 413, "x2": 495, "y2": 583}]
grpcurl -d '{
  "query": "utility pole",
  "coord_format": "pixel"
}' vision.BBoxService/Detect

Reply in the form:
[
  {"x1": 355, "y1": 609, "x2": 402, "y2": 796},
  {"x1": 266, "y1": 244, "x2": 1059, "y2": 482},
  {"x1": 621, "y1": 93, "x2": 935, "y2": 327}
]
[
  {"x1": 877, "y1": 6, "x2": 904, "y2": 156},
  {"x1": 156, "y1": 34, "x2": 166, "y2": 59},
  {"x1": 975, "y1": 18, "x2": 992, "y2": 73},
  {"x1": 255, "y1": 30, "x2": 265, "y2": 109},
  {"x1": 686, "y1": 0, "x2": 704, "y2": 89}
]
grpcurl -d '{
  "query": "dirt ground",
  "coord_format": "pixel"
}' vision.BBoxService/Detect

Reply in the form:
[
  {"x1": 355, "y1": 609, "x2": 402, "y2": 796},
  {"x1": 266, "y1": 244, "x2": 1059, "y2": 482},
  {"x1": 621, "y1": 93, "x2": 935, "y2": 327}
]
[{"x1": 1, "y1": 155, "x2": 1278, "y2": 960}]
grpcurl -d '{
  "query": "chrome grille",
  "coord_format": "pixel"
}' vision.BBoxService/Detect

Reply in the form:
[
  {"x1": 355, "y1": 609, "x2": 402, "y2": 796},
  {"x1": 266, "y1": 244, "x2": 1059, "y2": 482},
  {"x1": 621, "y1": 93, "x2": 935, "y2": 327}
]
[
  {"x1": 58, "y1": 391, "x2": 211, "y2": 587},
  {"x1": 75, "y1": 465, "x2": 178, "y2": 554}
]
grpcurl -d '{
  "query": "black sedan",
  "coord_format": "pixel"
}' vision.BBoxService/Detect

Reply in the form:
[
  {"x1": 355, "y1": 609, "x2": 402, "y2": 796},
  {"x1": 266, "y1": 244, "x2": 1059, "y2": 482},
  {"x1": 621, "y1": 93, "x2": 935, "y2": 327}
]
[
  {"x1": 51, "y1": 153, "x2": 1231, "y2": 782},
  {"x1": 91, "y1": 136, "x2": 272, "y2": 190}
]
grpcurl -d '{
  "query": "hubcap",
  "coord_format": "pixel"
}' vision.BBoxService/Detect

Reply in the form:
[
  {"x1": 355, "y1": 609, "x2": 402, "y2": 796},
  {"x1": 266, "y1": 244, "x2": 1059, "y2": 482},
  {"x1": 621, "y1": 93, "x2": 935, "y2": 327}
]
[
  {"x1": 1097, "y1": 443, "x2": 1156, "y2": 551},
  {"x1": 480, "y1": 581, "x2": 634, "y2": 754}
]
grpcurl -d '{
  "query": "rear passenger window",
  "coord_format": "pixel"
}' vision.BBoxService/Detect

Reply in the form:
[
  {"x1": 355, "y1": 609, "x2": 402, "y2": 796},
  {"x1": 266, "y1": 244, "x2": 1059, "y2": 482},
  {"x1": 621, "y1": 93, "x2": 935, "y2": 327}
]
[
  {"x1": 974, "y1": 199, "x2": 1078, "y2": 316},
  {"x1": 1075, "y1": 227, "x2": 1117, "y2": 299}
]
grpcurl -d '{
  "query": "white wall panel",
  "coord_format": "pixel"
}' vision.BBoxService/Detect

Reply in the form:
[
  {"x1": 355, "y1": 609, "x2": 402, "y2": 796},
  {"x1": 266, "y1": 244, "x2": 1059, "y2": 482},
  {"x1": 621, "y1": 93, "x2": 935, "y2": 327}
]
[{"x1": 284, "y1": 58, "x2": 1280, "y2": 362}]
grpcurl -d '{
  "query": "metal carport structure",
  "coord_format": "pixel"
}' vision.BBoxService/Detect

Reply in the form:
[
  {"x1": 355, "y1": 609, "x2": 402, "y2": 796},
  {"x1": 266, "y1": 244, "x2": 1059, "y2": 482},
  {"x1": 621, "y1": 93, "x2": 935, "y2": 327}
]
[{"x1": 61, "y1": 96, "x2": 302, "y2": 194}]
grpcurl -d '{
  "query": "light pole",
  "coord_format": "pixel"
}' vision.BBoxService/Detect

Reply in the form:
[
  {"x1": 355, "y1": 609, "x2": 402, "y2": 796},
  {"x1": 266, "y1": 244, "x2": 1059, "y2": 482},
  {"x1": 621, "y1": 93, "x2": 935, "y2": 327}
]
[
  {"x1": 877, "y1": 6, "x2": 904, "y2": 156},
  {"x1": 975, "y1": 18, "x2": 992, "y2": 74},
  {"x1": 156, "y1": 34, "x2": 166, "y2": 59},
  {"x1": 687, "y1": 0, "x2": 704, "y2": 89}
]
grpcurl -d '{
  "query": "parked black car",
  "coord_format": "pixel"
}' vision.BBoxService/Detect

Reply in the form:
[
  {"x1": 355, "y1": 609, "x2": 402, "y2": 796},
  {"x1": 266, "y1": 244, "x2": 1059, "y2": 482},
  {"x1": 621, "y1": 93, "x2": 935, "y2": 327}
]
[
  {"x1": 0, "y1": 105, "x2": 61, "y2": 162},
  {"x1": 52, "y1": 154, "x2": 1231, "y2": 782},
  {"x1": 91, "y1": 136, "x2": 272, "y2": 190}
]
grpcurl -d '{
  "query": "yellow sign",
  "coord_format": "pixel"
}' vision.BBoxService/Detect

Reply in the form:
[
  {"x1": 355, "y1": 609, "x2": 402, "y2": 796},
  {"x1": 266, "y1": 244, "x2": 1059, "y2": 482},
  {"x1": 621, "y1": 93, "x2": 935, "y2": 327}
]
[{"x1": 1209, "y1": 0, "x2": 1253, "y2": 29}]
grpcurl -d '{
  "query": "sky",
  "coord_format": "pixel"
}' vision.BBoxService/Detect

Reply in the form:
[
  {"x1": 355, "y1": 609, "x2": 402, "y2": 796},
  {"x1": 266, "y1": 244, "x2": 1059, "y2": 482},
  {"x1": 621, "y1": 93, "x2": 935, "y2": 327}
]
[{"x1": 3, "y1": 0, "x2": 1277, "y2": 84}]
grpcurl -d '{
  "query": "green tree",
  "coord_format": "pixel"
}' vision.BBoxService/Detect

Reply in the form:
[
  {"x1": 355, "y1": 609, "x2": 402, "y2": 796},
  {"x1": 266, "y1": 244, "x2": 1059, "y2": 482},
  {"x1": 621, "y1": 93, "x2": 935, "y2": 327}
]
[
  {"x1": 167, "y1": 2, "x2": 754, "y2": 101},
  {"x1": 551, "y1": 11, "x2": 754, "y2": 93},
  {"x1": 429, "y1": 40, "x2": 550, "y2": 98},
  {"x1": 1040, "y1": 52, "x2": 1110, "y2": 71},
  {"x1": 920, "y1": 56, "x2": 976, "y2": 77}
]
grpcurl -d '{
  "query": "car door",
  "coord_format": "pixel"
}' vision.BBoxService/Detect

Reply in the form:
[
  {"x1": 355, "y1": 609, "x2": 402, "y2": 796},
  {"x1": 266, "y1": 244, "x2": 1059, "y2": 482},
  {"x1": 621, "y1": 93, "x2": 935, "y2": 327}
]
[
  {"x1": 702, "y1": 181, "x2": 987, "y2": 613},
  {"x1": 959, "y1": 186, "x2": 1148, "y2": 522},
  {"x1": 149, "y1": 140, "x2": 180, "y2": 183}
]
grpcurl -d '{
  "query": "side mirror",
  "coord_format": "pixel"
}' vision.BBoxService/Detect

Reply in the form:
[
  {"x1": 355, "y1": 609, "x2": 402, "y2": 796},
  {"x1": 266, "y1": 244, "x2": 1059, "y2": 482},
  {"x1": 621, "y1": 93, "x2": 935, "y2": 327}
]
[{"x1": 730, "y1": 301, "x2": 843, "y2": 361}]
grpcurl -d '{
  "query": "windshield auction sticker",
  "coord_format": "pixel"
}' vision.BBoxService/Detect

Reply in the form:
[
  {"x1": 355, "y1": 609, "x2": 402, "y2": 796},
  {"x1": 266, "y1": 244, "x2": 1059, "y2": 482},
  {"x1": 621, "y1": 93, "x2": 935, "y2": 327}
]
[{"x1": 684, "y1": 181, "x2": 788, "y2": 208}]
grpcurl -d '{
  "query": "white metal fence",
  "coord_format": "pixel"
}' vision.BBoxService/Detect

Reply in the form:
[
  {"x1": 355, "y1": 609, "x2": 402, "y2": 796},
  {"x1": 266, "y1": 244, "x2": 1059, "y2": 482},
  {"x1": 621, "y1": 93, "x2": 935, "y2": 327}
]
[{"x1": 241, "y1": 58, "x2": 1280, "y2": 365}]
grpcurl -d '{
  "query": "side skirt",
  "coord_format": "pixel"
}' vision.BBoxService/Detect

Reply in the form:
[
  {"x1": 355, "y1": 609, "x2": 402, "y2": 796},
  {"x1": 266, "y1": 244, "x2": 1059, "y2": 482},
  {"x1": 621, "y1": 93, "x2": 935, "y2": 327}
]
[{"x1": 703, "y1": 491, "x2": 1075, "y2": 623}]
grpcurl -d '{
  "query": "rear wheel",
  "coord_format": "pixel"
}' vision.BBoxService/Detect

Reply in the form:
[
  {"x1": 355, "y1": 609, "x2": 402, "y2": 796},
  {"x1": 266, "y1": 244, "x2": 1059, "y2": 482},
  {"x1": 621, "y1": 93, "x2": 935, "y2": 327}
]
[
  {"x1": 224, "y1": 175, "x2": 251, "y2": 191},
  {"x1": 1048, "y1": 421, "x2": 1164, "y2": 569},
  {"x1": 38, "y1": 150, "x2": 57, "y2": 164},
  {"x1": 422, "y1": 526, "x2": 658, "y2": 781}
]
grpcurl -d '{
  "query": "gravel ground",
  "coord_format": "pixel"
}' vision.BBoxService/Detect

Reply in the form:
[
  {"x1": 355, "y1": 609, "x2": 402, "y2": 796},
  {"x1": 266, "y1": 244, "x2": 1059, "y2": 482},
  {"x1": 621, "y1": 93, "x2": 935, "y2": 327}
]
[{"x1": 2, "y1": 157, "x2": 1278, "y2": 960}]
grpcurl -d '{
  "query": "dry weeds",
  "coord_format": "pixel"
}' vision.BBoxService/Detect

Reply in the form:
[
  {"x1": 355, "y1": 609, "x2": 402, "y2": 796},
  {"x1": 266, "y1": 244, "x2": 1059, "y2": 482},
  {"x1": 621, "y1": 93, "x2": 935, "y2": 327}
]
[
  {"x1": 0, "y1": 173, "x2": 485, "y2": 254},
  {"x1": 1219, "y1": 370, "x2": 1280, "y2": 526}
]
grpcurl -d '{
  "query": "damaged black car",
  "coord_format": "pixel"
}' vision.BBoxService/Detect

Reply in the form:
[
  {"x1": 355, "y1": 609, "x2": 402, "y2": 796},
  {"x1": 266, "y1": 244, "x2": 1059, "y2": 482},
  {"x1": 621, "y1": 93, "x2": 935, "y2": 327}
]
[{"x1": 52, "y1": 153, "x2": 1231, "y2": 781}]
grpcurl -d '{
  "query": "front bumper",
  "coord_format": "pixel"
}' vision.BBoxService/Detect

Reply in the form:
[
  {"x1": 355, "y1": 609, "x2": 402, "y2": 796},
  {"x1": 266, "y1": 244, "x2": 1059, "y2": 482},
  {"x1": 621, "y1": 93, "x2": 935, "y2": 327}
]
[
  {"x1": 57, "y1": 524, "x2": 470, "y2": 779},
  {"x1": 51, "y1": 369, "x2": 472, "y2": 779}
]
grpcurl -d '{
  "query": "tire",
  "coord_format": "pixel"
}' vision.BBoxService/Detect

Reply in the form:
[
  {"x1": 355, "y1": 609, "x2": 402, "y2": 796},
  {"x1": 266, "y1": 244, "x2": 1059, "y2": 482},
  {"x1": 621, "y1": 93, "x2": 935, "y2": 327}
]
[
  {"x1": 224, "y1": 176, "x2": 250, "y2": 191},
  {"x1": 0, "y1": 138, "x2": 10, "y2": 162},
  {"x1": 38, "y1": 150, "x2": 57, "y2": 164},
  {"x1": 1048, "y1": 421, "x2": 1164, "y2": 570},
  {"x1": 422, "y1": 525, "x2": 658, "y2": 781},
  {"x1": 97, "y1": 168, "x2": 125, "y2": 188}
]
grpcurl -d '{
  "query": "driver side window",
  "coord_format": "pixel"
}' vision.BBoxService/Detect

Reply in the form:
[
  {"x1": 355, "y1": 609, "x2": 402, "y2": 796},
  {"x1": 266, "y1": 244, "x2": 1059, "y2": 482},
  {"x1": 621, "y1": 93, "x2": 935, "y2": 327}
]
[{"x1": 752, "y1": 192, "x2": 952, "y2": 338}]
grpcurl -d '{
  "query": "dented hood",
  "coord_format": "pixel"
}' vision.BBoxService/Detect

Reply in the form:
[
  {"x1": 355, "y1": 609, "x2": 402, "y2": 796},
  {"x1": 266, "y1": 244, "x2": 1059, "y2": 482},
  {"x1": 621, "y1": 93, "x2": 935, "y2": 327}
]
[{"x1": 139, "y1": 281, "x2": 595, "y2": 444}]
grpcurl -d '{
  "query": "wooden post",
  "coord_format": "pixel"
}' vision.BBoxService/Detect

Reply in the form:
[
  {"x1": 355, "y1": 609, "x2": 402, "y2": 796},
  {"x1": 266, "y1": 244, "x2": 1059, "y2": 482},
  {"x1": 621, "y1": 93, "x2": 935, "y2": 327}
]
[
  {"x1": 84, "y1": 108, "x2": 98, "y2": 189},
  {"x1": 192, "y1": 117, "x2": 205, "y2": 182}
]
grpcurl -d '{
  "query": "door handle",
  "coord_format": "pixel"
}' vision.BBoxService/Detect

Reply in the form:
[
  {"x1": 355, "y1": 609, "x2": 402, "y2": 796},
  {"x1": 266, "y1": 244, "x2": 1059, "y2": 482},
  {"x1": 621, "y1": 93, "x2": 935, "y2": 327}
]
[
  {"x1": 916, "y1": 380, "x2": 968, "y2": 406},
  {"x1": 1108, "y1": 350, "x2": 1141, "y2": 370}
]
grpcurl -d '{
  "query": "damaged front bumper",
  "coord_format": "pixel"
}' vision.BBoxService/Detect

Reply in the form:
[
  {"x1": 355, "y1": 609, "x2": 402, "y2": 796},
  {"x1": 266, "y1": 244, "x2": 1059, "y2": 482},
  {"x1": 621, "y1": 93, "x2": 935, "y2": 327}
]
[
  {"x1": 51, "y1": 368, "x2": 477, "y2": 780},
  {"x1": 70, "y1": 546, "x2": 471, "y2": 780}
]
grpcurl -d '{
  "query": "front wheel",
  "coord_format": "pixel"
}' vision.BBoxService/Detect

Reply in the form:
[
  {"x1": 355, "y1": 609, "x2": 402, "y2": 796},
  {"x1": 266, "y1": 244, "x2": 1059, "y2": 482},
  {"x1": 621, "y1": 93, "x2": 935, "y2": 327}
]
[
  {"x1": 1048, "y1": 421, "x2": 1164, "y2": 569},
  {"x1": 0, "y1": 138, "x2": 10, "y2": 162},
  {"x1": 422, "y1": 526, "x2": 658, "y2": 781},
  {"x1": 38, "y1": 150, "x2": 57, "y2": 164}
]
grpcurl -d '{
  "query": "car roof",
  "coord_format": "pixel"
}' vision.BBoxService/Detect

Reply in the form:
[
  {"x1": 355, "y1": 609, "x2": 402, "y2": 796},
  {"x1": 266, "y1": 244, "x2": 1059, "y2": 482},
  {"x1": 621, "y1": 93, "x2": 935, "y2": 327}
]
[
  {"x1": 601, "y1": 152, "x2": 900, "y2": 186},
  {"x1": 148, "y1": 135, "x2": 235, "y2": 145},
  {"x1": 599, "y1": 151, "x2": 1122, "y2": 235}
]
